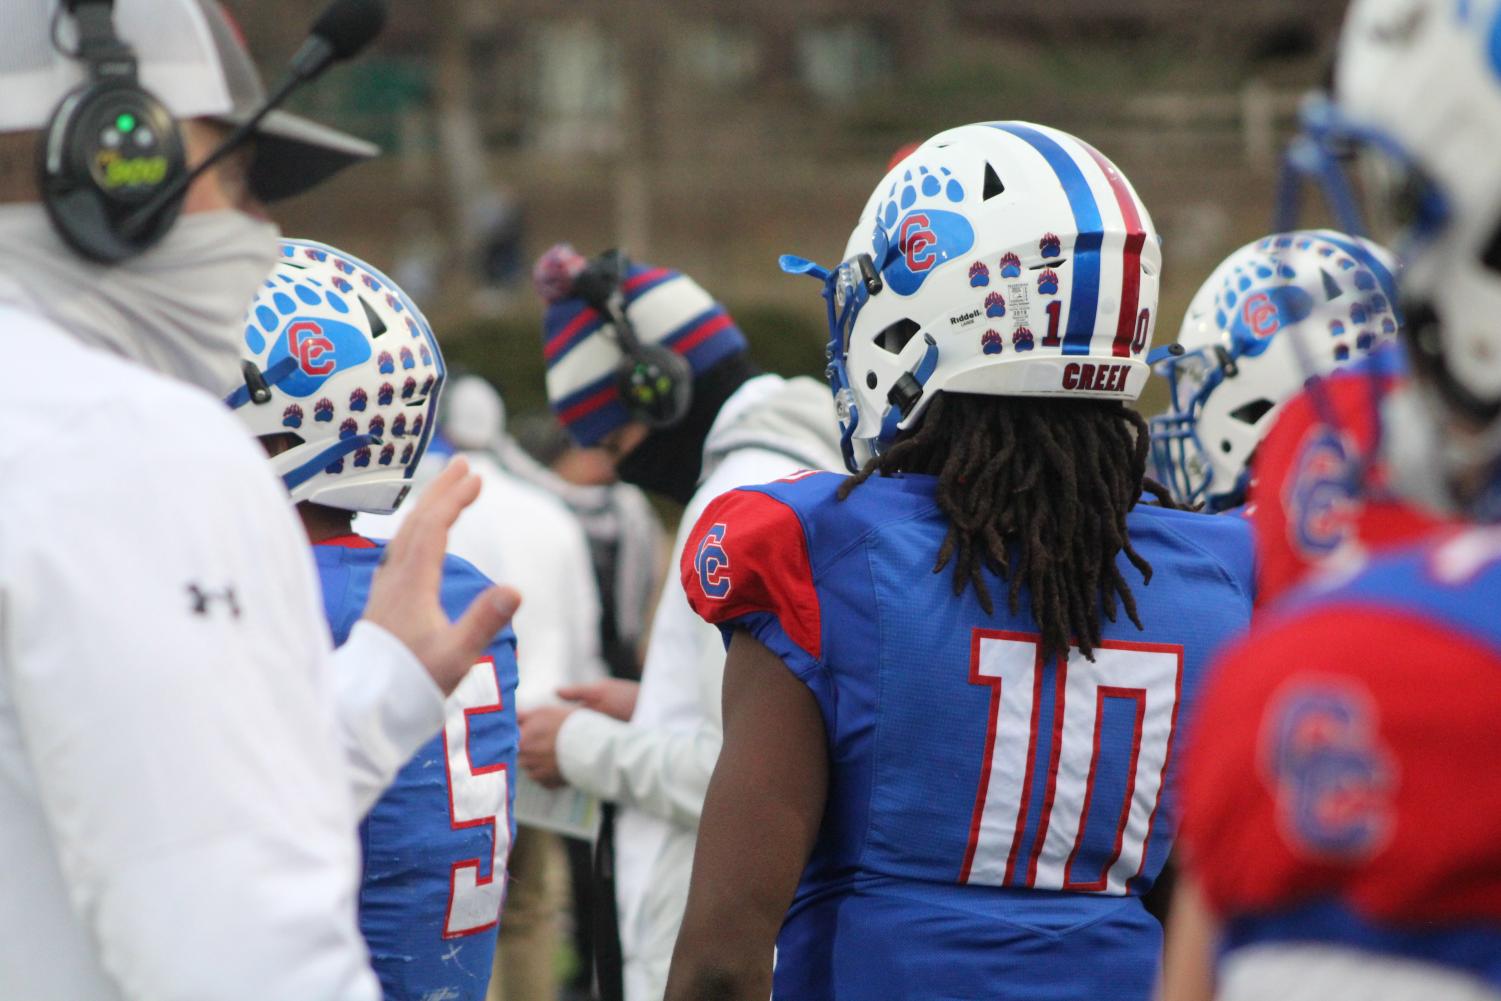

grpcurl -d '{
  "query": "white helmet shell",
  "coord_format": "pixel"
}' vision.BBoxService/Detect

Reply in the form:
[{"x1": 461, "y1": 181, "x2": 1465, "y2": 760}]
[
  {"x1": 230, "y1": 239, "x2": 445, "y2": 514},
  {"x1": 1149, "y1": 230, "x2": 1400, "y2": 509},
  {"x1": 813, "y1": 121, "x2": 1160, "y2": 471},
  {"x1": 1328, "y1": 0, "x2": 1501, "y2": 514}
]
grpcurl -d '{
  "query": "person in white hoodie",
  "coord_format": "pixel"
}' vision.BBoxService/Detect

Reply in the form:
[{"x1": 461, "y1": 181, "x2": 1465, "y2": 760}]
[
  {"x1": 0, "y1": 3, "x2": 516, "y2": 1000},
  {"x1": 517, "y1": 244, "x2": 843, "y2": 1001}
]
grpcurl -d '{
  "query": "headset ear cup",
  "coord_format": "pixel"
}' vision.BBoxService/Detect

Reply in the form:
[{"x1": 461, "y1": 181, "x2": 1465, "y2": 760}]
[
  {"x1": 38, "y1": 81, "x2": 186, "y2": 263},
  {"x1": 616, "y1": 342, "x2": 693, "y2": 428}
]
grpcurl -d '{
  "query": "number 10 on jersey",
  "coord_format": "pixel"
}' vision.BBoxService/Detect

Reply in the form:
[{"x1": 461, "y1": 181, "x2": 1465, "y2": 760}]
[{"x1": 960, "y1": 630, "x2": 1181, "y2": 895}]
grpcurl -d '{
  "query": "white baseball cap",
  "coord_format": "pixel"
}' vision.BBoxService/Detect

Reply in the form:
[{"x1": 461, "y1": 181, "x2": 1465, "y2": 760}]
[{"x1": 2, "y1": 0, "x2": 378, "y2": 201}]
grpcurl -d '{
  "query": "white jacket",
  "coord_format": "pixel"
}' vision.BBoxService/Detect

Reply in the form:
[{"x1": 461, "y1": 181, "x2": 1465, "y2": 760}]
[
  {"x1": 359, "y1": 448, "x2": 608, "y2": 711},
  {"x1": 554, "y1": 373, "x2": 843, "y2": 1001},
  {"x1": 0, "y1": 309, "x2": 442, "y2": 1001}
]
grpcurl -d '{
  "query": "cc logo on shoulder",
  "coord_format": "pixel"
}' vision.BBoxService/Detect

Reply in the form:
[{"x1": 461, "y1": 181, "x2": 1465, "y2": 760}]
[{"x1": 695, "y1": 523, "x2": 731, "y2": 600}]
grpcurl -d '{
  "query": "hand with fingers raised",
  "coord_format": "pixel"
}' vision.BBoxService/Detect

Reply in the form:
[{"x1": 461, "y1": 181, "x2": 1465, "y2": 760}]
[{"x1": 361, "y1": 457, "x2": 522, "y2": 695}]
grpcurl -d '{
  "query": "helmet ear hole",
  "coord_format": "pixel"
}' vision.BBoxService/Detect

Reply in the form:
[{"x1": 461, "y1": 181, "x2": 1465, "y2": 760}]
[
  {"x1": 877, "y1": 318, "x2": 920, "y2": 354},
  {"x1": 1229, "y1": 398, "x2": 1275, "y2": 425},
  {"x1": 866, "y1": 371, "x2": 879, "y2": 389}
]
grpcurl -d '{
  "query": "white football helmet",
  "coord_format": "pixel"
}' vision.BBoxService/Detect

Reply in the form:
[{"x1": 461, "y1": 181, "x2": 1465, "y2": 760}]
[
  {"x1": 1287, "y1": 0, "x2": 1501, "y2": 516},
  {"x1": 228, "y1": 238, "x2": 445, "y2": 514},
  {"x1": 783, "y1": 121, "x2": 1160, "y2": 472},
  {"x1": 1150, "y1": 230, "x2": 1401, "y2": 510}
]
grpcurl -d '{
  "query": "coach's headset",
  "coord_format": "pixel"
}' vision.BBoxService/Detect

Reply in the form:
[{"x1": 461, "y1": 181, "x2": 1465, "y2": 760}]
[
  {"x1": 39, "y1": 0, "x2": 388, "y2": 265},
  {"x1": 570, "y1": 249, "x2": 694, "y2": 429},
  {"x1": 39, "y1": 0, "x2": 187, "y2": 263}
]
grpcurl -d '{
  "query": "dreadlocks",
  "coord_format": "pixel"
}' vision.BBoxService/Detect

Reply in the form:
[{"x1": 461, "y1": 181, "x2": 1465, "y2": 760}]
[{"x1": 838, "y1": 392, "x2": 1177, "y2": 661}]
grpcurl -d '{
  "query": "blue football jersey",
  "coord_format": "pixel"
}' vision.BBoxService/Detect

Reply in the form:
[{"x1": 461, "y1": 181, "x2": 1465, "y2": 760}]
[
  {"x1": 315, "y1": 536, "x2": 519, "y2": 1001},
  {"x1": 684, "y1": 471, "x2": 1254, "y2": 1001}
]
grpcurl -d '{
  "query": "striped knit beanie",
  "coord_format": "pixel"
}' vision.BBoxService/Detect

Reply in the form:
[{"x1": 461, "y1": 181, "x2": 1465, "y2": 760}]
[{"x1": 535, "y1": 244, "x2": 749, "y2": 446}]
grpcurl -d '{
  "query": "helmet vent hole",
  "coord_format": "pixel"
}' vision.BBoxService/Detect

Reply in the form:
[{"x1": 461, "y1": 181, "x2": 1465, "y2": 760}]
[
  {"x1": 1320, "y1": 269, "x2": 1343, "y2": 301},
  {"x1": 983, "y1": 162, "x2": 1005, "y2": 201},
  {"x1": 866, "y1": 371, "x2": 878, "y2": 389},
  {"x1": 1229, "y1": 398, "x2": 1274, "y2": 426},
  {"x1": 877, "y1": 318, "x2": 920, "y2": 355},
  {"x1": 1220, "y1": 439, "x2": 1234, "y2": 454},
  {"x1": 358, "y1": 296, "x2": 389, "y2": 338}
]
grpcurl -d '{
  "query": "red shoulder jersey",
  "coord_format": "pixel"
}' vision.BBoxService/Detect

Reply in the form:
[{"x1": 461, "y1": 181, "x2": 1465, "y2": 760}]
[
  {"x1": 1179, "y1": 527, "x2": 1501, "y2": 985},
  {"x1": 1247, "y1": 366, "x2": 1449, "y2": 607}
]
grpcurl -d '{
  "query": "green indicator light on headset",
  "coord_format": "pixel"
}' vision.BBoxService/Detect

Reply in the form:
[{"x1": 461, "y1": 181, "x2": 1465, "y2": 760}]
[{"x1": 116, "y1": 113, "x2": 136, "y2": 133}]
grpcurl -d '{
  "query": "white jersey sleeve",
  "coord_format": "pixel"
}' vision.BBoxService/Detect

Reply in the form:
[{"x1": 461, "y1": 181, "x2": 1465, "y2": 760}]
[{"x1": 0, "y1": 318, "x2": 383, "y2": 1001}]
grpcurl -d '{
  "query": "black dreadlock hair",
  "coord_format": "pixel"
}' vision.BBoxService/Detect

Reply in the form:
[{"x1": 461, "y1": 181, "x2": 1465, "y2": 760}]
[{"x1": 838, "y1": 392, "x2": 1178, "y2": 662}]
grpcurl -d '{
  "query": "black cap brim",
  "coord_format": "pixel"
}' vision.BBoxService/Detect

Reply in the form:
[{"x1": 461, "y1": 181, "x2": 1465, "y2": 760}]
[{"x1": 212, "y1": 108, "x2": 379, "y2": 203}]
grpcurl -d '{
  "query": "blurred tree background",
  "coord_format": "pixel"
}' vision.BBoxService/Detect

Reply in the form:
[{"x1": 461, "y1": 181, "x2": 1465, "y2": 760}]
[{"x1": 231, "y1": 0, "x2": 1348, "y2": 422}]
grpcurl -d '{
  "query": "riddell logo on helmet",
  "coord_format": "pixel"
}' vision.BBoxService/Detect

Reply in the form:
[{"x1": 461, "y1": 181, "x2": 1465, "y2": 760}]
[{"x1": 1062, "y1": 361, "x2": 1131, "y2": 393}]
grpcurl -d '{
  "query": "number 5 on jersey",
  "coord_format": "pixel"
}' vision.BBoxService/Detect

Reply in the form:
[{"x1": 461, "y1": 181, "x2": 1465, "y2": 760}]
[
  {"x1": 443, "y1": 657, "x2": 511, "y2": 938},
  {"x1": 961, "y1": 631, "x2": 1181, "y2": 895}
]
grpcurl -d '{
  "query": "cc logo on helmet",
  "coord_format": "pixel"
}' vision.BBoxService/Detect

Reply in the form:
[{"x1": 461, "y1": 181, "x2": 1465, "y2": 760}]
[
  {"x1": 899, "y1": 214, "x2": 938, "y2": 272},
  {"x1": 1241, "y1": 292, "x2": 1281, "y2": 339},
  {"x1": 695, "y1": 523, "x2": 732, "y2": 600},
  {"x1": 287, "y1": 321, "x2": 337, "y2": 376}
]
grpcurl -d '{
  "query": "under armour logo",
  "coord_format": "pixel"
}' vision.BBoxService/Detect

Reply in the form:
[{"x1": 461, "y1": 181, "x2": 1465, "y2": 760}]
[{"x1": 187, "y1": 582, "x2": 241, "y2": 619}]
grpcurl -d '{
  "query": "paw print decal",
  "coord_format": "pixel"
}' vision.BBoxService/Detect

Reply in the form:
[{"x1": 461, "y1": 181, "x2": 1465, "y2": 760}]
[
  {"x1": 400, "y1": 443, "x2": 415, "y2": 465},
  {"x1": 1012, "y1": 327, "x2": 1035, "y2": 352},
  {"x1": 391, "y1": 413, "x2": 408, "y2": 438},
  {"x1": 1039, "y1": 233, "x2": 1063, "y2": 259},
  {"x1": 405, "y1": 316, "x2": 419, "y2": 337},
  {"x1": 1334, "y1": 342, "x2": 1351, "y2": 362},
  {"x1": 985, "y1": 292, "x2": 1006, "y2": 319},
  {"x1": 349, "y1": 387, "x2": 368, "y2": 412},
  {"x1": 362, "y1": 274, "x2": 382, "y2": 292},
  {"x1": 354, "y1": 447, "x2": 372, "y2": 468},
  {"x1": 385, "y1": 293, "x2": 404, "y2": 314},
  {"x1": 982, "y1": 329, "x2": 1003, "y2": 355},
  {"x1": 379, "y1": 443, "x2": 396, "y2": 466},
  {"x1": 338, "y1": 417, "x2": 358, "y2": 440},
  {"x1": 401, "y1": 377, "x2": 417, "y2": 400},
  {"x1": 314, "y1": 398, "x2": 335, "y2": 422},
  {"x1": 399, "y1": 347, "x2": 415, "y2": 370},
  {"x1": 250, "y1": 281, "x2": 371, "y2": 398},
  {"x1": 873, "y1": 163, "x2": 974, "y2": 296},
  {"x1": 377, "y1": 382, "x2": 395, "y2": 405},
  {"x1": 325, "y1": 457, "x2": 345, "y2": 474},
  {"x1": 1037, "y1": 269, "x2": 1060, "y2": 296},
  {"x1": 999, "y1": 253, "x2": 1022, "y2": 278},
  {"x1": 969, "y1": 261, "x2": 990, "y2": 287},
  {"x1": 378, "y1": 351, "x2": 395, "y2": 375},
  {"x1": 419, "y1": 345, "x2": 432, "y2": 366},
  {"x1": 412, "y1": 415, "x2": 425, "y2": 438},
  {"x1": 420, "y1": 374, "x2": 436, "y2": 395},
  {"x1": 1329, "y1": 320, "x2": 1346, "y2": 338},
  {"x1": 368, "y1": 415, "x2": 385, "y2": 439},
  {"x1": 282, "y1": 404, "x2": 303, "y2": 429}
]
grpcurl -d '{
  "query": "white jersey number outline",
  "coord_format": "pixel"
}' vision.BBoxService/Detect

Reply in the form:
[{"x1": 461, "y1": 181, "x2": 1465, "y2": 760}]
[
  {"x1": 442, "y1": 656, "x2": 512, "y2": 937},
  {"x1": 959, "y1": 630, "x2": 1182, "y2": 895}
]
